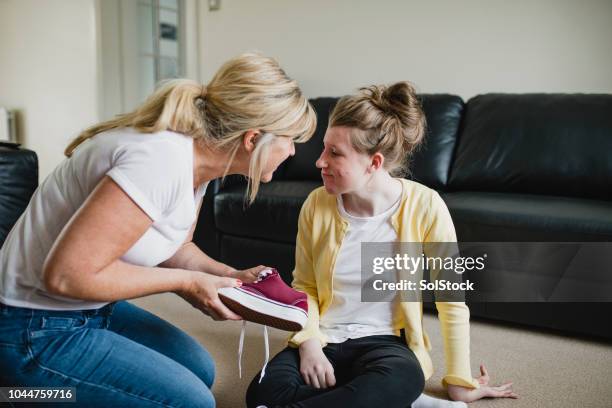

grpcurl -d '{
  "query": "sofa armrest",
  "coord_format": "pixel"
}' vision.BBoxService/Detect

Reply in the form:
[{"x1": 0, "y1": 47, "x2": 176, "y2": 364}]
[{"x1": 0, "y1": 145, "x2": 38, "y2": 248}]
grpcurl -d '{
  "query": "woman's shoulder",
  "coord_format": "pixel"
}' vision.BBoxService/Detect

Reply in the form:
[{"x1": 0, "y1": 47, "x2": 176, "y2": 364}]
[
  {"x1": 399, "y1": 178, "x2": 441, "y2": 204},
  {"x1": 303, "y1": 185, "x2": 336, "y2": 210},
  {"x1": 97, "y1": 129, "x2": 192, "y2": 173},
  {"x1": 105, "y1": 130, "x2": 195, "y2": 215},
  {"x1": 396, "y1": 178, "x2": 451, "y2": 231},
  {"x1": 397, "y1": 178, "x2": 456, "y2": 240},
  {"x1": 107, "y1": 128, "x2": 190, "y2": 151},
  {"x1": 298, "y1": 186, "x2": 339, "y2": 226}
]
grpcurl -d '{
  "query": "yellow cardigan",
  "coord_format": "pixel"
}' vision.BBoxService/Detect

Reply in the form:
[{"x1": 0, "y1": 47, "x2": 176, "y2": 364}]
[{"x1": 287, "y1": 178, "x2": 480, "y2": 389}]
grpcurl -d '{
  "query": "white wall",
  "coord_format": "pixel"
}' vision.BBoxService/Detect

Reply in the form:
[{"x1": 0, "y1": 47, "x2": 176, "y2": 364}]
[
  {"x1": 2, "y1": 0, "x2": 612, "y2": 178},
  {"x1": 198, "y1": 0, "x2": 612, "y2": 99},
  {"x1": 0, "y1": 0, "x2": 99, "y2": 178},
  {"x1": 98, "y1": 0, "x2": 202, "y2": 121}
]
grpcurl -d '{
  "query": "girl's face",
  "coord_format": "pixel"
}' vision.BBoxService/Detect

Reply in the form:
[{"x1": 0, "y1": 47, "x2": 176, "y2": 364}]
[
  {"x1": 260, "y1": 135, "x2": 295, "y2": 182},
  {"x1": 316, "y1": 126, "x2": 372, "y2": 195}
]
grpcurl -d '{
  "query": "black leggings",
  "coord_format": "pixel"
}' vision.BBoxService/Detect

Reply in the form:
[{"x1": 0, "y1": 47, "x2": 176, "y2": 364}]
[{"x1": 246, "y1": 335, "x2": 425, "y2": 408}]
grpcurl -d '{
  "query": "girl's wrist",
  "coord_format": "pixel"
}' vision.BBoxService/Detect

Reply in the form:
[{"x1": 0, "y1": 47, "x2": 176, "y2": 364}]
[{"x1": 299, "y1": 338, "x2": 323, "y2": 353}]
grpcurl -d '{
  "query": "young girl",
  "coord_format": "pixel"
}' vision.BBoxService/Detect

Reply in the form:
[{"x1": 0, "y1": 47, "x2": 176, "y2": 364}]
[{"x1": 246, "y1": 83, "x2": 517, "y2": 407}]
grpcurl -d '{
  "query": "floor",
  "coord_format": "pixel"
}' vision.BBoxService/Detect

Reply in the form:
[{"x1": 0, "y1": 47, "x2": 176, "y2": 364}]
[{"x1": 131, "y1": 293, "x2": 612, "y2": 408}]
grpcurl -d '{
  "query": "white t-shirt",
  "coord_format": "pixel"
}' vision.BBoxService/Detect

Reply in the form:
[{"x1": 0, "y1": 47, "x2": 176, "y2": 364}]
[
  {"x1": 0, "y1": 128, "x2": 208, "y2": 310},
  {"x1": 319, "y1": 191, "x2": 404, "y2": 343}
]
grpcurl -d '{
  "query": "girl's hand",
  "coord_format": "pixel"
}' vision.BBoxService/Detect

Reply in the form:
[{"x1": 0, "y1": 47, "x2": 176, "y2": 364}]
[
  {"x1": 176, "y1": 271, "x2": 243, "y2": 320},
  {"x1": 447, "y1": 364, "x2": 518, "y2": 402},
  {"x1": 299, "y1": 338, "x2": 336, "y2": 389},
  {"x1": 230, "y1": 265, "x2": 271, "y2": 284}
]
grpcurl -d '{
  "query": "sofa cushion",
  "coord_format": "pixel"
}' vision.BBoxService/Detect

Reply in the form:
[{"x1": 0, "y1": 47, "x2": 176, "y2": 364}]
[
  {"x1": 0, "y1": 145, "x2": 38, "y2": 249},
  {"x1": 449, "y1": 93, "x2": 612, "y2": 200},
  {"x1": 214, "y1": 181, "x2": 321, "y2": 244},
  {"x1": 442, "y1": 191, "x2": 612, "y2": 241},
  {"x1": 279, "y1": 95, "x2": 464, "y2": 190},
  {"x1": 282, "y1": 97, "x2": 337, "y2": 181},
  {"x1": 219, "y1": 235, "x2": 297, "y2": 284},
  {"x1": 410, "y1": 94, "x2": 464, "y2": 189}
]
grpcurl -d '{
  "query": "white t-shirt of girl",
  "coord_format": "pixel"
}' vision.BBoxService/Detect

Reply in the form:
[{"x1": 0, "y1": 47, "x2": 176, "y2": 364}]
[{"x1": 319, "y1": 191, "x2": 404, "y2": 343}]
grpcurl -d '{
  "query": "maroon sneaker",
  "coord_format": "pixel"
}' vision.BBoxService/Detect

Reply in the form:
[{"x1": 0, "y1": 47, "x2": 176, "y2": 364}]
[{"x1": 218, "y1": 268, "x2": 308, "y2": 331}]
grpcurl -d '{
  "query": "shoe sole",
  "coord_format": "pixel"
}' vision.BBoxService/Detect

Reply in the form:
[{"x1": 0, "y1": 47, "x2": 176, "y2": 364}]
[{"x1": 218, "y1": 287, "x2": 307, "y2": 332}]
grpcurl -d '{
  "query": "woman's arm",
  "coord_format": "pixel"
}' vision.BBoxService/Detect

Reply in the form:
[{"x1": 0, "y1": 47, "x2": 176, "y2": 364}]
[
  {"x1": 43, "y1": 176, "x2": 241, "y2": 319},
  {"x1": 161, "y1": 242, "x2": 235, "y2": 276},
  {"x1": 161, "y1": 241, "x2": 267, "y2": 283},
  {"x1": 158, "y1": 200, "x2": 268, "y2": 283}
]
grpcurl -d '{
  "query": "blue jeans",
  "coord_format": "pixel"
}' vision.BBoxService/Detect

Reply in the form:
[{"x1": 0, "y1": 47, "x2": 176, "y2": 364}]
[{"x1": 0, "y1": 300, "x2": 216, "y2": 407}]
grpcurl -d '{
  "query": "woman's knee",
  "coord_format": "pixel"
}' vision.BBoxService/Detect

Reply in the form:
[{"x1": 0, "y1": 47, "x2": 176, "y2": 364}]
[
  {"x1": 152, "y1": 333, "x2": 216, "y2": 388},
  {"x1": 180, "y1": 384, "x2": 216, "y2": 408},
  {"x1": 180, "y1": 342, "x2": 216, "y2": 388},
  {"x1": 198, "y1": 352, "x2": 216, "y2": 388},
  {"x1": 108, "y1": 301, "x2": 216, "y2": 387},
  {"x1": 75, "y1": 378, "x2": 216, "y2": 408}
]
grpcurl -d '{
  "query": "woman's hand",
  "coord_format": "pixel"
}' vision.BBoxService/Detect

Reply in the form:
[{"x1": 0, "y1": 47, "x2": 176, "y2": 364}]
[
  {"x1": 230, "y1": 265, "x2": 273, "y2": 284},
  {"x1": 175, "y1": 271, "x2": 243, "y2": 321},
  {"x1": 299, "y1": 338, "x2": 336, "y2": 389},
  {"x1": 447, "y1": 364, "x2": 518, "y2": 402}
]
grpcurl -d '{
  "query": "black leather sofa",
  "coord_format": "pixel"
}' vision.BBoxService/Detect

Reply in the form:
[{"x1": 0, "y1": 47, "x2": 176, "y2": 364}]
[
  {"x1": 0, "y1": 144, "x2": 38, "y2": 248},
  {"x1": 194, "y1": 93, "x2": 612, "y2": 340}
]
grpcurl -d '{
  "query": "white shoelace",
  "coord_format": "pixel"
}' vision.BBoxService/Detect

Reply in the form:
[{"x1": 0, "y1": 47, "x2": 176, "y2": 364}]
[{"x1": 238, "y1": 321, "x2": 270, "y2": 383}]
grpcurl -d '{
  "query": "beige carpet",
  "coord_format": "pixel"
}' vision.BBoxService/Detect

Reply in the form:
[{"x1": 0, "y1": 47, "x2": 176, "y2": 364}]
[{"x1": 131, "y1": 294, "x2": 612, "y2": 408}]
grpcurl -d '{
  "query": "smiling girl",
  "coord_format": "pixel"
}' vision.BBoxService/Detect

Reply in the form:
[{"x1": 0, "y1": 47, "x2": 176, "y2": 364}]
[{"x1": 246, "y1": 82, "x2": 517, "y2": 408}]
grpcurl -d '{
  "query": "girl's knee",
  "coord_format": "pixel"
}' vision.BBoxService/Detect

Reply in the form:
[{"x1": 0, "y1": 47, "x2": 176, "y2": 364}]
[
  {"x1": 246, "y1": 372, "x2": 294, "y2": 408},
  {"x1": 378, "y1": 357, "x2": 425, "y2": 400},
  {"x1": 246, "y1": 376, "x2": 265, "y2": 408}
]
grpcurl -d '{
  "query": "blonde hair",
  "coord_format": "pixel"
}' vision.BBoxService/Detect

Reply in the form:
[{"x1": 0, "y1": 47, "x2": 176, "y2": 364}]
[
  {"x1": 329, "y1": 81, "x2": 426, "y2": 176},
  {"x1": 66, "y1": 53, "x2": 316, "y2": 203}
]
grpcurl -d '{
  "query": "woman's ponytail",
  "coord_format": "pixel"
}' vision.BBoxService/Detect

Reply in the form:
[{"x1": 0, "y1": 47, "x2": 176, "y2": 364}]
[
  {"x1": 65, "y1": 53, "x2": 316, "y2": 204},
  {"x1": 64, "y1": 79, "x2": 207, "y2": 157}
]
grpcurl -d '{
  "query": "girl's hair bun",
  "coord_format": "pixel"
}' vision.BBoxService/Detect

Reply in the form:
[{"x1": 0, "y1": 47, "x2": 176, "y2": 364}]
[{"x1": 330, "y1": 81, "x2": 426, "y2": 176}]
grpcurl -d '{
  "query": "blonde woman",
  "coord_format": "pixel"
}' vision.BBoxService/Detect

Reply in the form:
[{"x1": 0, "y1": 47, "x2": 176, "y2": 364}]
[
  {"x1": 0, "y1": 53, "x2": 315, "y2": 407},
  {"x1": 246, "y1": 83, "x2": 517, "y2": 407}
]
